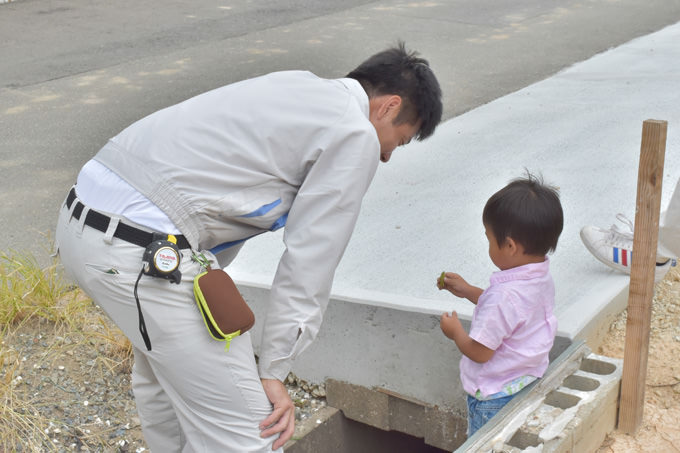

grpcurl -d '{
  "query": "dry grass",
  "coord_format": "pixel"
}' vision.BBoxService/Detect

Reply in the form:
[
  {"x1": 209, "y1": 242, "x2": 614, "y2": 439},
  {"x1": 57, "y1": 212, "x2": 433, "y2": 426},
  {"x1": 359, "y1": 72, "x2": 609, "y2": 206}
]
[
  {"x1": 0, "y1": 249, "x2": 134, "y2": 451},
  {"x1": 0, "y1": 250, "x2": 65, "y2": 326}
]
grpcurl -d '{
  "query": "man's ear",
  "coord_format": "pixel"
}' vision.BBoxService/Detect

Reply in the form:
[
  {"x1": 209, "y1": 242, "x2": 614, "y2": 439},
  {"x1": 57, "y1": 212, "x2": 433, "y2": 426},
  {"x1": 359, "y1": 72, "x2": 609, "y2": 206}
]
[{"x1": 378, "y1": 95, "x2": 402, "y2": 120}]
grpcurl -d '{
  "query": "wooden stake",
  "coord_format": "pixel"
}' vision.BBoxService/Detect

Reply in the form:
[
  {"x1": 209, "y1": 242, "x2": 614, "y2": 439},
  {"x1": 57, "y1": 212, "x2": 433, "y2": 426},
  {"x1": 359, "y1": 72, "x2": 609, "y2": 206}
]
[{"x1": 618, "y1": 119, "x2": 667, "y2": 433}]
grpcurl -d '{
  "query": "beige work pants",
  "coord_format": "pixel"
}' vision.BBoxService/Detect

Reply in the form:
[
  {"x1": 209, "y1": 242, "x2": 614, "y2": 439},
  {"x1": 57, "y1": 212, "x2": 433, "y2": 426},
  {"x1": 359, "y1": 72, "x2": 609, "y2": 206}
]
[{"x1": 55, "y1": 195, "x2": 281, "y2": 453}]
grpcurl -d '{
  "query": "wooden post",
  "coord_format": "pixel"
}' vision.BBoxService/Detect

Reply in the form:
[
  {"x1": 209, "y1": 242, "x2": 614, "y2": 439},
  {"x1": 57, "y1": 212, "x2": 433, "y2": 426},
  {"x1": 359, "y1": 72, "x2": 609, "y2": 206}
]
[{"x1": 618, "y1": 119, "x2": 667, "y2": 433}]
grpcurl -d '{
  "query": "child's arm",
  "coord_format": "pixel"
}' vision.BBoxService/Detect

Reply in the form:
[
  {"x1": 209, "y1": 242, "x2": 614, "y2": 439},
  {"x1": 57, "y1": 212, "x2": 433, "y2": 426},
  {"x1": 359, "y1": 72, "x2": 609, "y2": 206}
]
[
  {"x1": 440, "y1": 312, "x2": 494, "y2": 363},
  {"x1": 437, "y1": 272, "x2": 483, "y2": 304}
]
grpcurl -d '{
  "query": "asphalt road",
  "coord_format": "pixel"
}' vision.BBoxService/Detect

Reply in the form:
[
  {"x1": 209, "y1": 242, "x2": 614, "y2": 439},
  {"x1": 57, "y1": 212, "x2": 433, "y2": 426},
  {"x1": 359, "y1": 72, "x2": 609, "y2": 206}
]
[{"x1": 2, "y1": 0, "x2": 680, "y2": 263}]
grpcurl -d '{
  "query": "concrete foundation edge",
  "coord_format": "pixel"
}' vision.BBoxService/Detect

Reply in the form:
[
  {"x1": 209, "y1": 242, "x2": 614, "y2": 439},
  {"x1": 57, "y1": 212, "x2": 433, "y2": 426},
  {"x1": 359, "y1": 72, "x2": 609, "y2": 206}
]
[
  {"x1": 325, "y1": 379, "x2": 467, "y2": 451},
  {"x1": 285, "y1": 343, "x2": 622, "y2": 453}
]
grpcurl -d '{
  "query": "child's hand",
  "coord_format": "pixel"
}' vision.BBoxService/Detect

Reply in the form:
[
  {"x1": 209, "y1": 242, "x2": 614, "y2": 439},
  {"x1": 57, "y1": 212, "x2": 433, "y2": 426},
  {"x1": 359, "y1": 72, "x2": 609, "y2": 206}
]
[
  {"x1": 440, "y1": 311, "x2": 463, "y2": 341},
  {"x1": 438, "y1": 272, "x2": 468, "y2": 296}
]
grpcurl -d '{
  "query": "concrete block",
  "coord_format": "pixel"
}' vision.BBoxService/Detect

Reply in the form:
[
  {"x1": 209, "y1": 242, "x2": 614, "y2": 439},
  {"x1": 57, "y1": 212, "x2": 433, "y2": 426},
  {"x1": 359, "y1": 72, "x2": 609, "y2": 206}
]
[
  {"x1": 284, "y1": 406, "x2": 342, "y2": 453},
  {"x1": 456, "y1": 345, "x2": 623, "y2": 453},
  {"x1": 543, "y1": 431, "x2": 574, "y2": 453},
  {"x1": 386, "y1": 389, "x2": 467, "y2": 451},
  {"x1": 326, "y1": 379, "x2": 467, "y2": 451},
  {"x1": 507, "y1": 429, "x2": 543, "y2": 449},
  {"x1": 326, "y1": 379, "x2": 390, "y2": 430},
  {"x1": 572, "y1": 373, "x2": 621, "y2": 452},
  {"x1": 540, "y1": 356, "x2": 622, "y2": 453}
]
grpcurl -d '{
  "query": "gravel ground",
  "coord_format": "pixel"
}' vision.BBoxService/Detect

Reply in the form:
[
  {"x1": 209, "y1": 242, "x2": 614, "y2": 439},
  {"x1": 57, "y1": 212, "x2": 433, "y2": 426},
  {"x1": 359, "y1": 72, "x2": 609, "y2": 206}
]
[{"x1": 1, "y1": 289, "x2": 326, "y2": 452}]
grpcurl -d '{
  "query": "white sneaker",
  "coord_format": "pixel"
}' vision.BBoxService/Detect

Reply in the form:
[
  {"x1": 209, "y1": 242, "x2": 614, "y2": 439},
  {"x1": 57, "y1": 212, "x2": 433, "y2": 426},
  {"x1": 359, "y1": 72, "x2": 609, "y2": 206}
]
[{"x1": 580, "y1": 214, "x2": 676, "y2": 282}]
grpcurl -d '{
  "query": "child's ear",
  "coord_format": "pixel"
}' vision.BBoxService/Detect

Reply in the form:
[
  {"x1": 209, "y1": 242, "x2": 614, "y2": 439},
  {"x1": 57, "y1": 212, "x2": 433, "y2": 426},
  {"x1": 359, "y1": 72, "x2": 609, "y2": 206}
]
[{"x1": 505, "y1": 237, "x2": 520, "y2": 255}]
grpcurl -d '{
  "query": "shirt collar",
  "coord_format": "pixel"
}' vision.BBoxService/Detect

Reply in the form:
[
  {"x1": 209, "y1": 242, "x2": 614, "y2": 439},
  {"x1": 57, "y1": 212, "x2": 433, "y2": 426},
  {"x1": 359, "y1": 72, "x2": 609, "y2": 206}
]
[
  {"x1": 338, "y1": 78, "x2": 370, "y2": 118},
  {"x1": 489, "y1": 257, "x2": 550, "y2": 285}
]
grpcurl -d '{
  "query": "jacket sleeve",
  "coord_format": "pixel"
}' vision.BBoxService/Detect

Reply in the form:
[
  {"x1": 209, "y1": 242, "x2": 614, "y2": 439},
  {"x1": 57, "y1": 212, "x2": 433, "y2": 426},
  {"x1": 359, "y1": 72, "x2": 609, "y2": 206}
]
[{"x1": 257, "y1": 123, "x2": 380, "y2": 381}]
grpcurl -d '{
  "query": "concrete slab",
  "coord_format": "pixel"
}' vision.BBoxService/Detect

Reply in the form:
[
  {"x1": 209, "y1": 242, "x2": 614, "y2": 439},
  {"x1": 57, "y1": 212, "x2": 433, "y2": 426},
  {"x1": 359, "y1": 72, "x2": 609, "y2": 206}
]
[{"x1": 231, "y1": 21, "x2": 680, "y2": 415}]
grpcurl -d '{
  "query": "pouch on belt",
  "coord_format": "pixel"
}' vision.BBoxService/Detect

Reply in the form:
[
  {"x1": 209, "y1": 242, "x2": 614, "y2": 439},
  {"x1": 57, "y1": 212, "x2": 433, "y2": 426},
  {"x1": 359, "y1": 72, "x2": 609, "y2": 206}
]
[{"x1": 193, "y1": 268, "x2": 255, "y2": 351}]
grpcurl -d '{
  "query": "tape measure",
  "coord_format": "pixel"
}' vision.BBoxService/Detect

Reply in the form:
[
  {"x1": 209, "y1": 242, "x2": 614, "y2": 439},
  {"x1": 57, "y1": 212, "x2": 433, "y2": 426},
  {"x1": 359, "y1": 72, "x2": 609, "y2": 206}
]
[{"x1": 142, "y1": 233, "x2": 182, "y2": 284}]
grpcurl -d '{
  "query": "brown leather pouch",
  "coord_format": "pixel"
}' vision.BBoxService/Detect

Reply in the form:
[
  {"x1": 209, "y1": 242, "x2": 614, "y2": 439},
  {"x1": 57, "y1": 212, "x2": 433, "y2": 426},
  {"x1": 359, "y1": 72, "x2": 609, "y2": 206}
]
[{"x1": 193, "y1": 268, "x2": 255, "y2": 350}]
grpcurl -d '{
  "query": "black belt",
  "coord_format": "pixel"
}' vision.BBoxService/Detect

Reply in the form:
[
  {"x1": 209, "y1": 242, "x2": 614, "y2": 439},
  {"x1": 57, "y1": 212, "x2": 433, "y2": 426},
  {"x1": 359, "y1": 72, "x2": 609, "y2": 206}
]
[{"x1": 66, "y1": 187, "x2": 191, "y2": 249}]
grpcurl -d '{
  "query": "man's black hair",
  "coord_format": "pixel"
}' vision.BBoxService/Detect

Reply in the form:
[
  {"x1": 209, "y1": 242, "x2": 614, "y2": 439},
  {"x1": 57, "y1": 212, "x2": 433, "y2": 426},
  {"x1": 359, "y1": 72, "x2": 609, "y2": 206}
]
[
  {"x1": 483, "y1": 172, "x2": 564, "y2": 256},
  {"x1": 346, "y1": 41, "x2": 443, "y2": 140}
]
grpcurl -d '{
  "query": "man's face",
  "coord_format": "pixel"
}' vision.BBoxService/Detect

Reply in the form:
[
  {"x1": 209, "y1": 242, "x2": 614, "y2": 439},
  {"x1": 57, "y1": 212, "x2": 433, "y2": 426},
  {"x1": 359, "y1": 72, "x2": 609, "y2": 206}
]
[
  {"x1": 369, "y1": 95, "x2": 421, "y2": 163},
  {"x1": 375, "y1": 119, "x2": 420, "y2": 163}
]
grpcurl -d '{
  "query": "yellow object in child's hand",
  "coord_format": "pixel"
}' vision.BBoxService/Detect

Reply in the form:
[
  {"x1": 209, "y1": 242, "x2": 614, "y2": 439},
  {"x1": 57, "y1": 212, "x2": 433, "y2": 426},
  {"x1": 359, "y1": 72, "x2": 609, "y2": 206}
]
[{"x1": 438, "y1": 271, "x2": 446, "y2": 289}]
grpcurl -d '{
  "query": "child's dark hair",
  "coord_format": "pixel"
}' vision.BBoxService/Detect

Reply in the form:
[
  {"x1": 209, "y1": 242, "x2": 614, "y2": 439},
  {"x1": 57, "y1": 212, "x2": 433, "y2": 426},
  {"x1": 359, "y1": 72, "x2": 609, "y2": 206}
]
[{"x1": 483, "y1": 172, "x2": 564, "y2": 256}]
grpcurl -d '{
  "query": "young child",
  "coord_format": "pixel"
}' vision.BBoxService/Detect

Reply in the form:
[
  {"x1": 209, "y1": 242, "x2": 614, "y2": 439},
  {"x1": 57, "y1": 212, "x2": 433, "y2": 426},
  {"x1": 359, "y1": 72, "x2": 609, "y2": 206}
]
[{"x1": 438, "y1": 173, "x2": 563, "y2": 437}]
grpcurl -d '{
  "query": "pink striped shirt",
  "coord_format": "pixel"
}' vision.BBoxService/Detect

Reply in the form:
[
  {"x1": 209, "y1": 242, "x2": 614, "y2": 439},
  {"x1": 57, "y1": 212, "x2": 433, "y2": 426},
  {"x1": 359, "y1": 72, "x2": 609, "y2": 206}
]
[{"x1": 459, "y1": 258, "x2": 557, "y2": 398}]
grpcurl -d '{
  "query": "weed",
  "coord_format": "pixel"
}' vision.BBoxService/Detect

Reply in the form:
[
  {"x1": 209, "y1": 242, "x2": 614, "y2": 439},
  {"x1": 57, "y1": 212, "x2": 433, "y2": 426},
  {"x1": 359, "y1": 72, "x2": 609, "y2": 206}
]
[{"x1": 0, "y1": 250, "x2": 66, "y2": 325}]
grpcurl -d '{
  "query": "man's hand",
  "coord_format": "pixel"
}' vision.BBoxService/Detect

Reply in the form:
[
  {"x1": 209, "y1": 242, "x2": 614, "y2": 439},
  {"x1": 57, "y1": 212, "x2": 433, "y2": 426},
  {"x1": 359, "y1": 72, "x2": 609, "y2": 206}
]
[{"x1": 260, "y1": 378, "x2": 295, "y2": 450}]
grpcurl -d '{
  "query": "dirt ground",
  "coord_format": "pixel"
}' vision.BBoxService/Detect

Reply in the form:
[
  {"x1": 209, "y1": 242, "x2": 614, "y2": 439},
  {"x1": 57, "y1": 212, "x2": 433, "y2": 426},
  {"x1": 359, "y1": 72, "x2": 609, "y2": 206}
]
[{"x1": 596, "y1": 266, "x2": 680, "y2": 452}]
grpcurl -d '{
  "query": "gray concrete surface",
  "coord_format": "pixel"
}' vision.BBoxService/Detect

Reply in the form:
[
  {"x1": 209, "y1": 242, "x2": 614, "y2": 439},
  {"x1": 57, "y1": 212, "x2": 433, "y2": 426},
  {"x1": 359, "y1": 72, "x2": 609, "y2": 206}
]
[{"x1": 2, "y1": 0, "x2": 680, "y2": 259}]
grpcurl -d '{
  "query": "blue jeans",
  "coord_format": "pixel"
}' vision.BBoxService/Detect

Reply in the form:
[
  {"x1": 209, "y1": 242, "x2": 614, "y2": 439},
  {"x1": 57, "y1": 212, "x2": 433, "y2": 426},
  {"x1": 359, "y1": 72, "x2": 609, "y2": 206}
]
[{"x1": 467, "y1": 393, "x2": 516, "y2": 437}]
